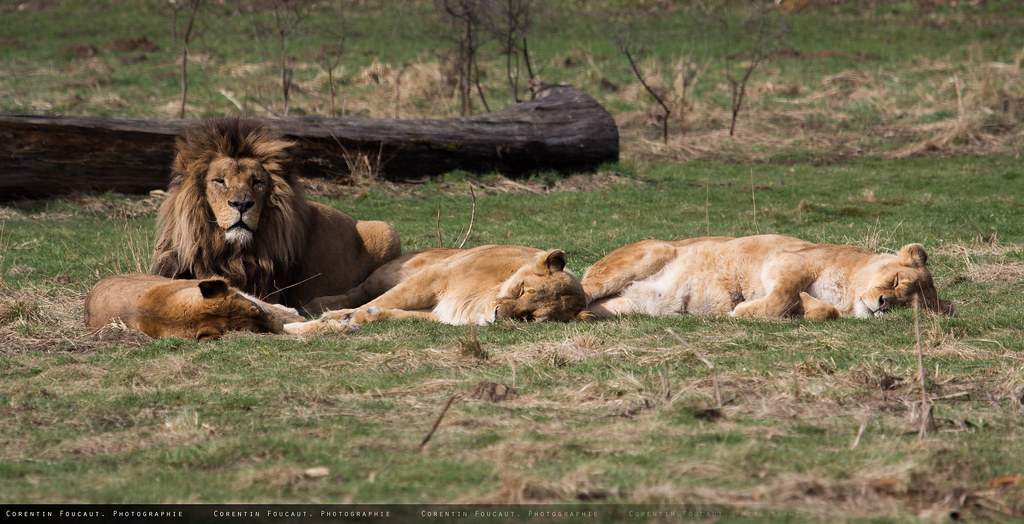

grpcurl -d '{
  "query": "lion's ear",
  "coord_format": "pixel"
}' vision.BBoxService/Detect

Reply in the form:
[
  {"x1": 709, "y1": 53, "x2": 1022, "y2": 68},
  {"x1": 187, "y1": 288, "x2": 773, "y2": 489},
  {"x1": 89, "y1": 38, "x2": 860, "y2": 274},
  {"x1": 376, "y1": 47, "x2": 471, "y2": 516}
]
[
  {"x1": 537, "y1": 250, "x2": 566, "y2": 273},
  {"x1": 198, "y1": 278, "x2": 231, "y2": 299},
  {"x1": 898, "y1": 243, "x2": 928, "y2": 268}
]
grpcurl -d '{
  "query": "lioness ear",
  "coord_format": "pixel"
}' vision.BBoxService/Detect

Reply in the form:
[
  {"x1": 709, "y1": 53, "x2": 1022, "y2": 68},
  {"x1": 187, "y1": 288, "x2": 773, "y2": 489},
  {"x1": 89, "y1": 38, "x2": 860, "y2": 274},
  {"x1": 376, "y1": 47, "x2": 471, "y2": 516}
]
[
  {"x1": 537, "y1": 250, "x2": 566, "y2": 273},
  {"x1": 198, "y1": 278, "x2": 231, "y2": 298},
  {"x1": 898, "y1": 243, "x2": 928, "y2": 268}
]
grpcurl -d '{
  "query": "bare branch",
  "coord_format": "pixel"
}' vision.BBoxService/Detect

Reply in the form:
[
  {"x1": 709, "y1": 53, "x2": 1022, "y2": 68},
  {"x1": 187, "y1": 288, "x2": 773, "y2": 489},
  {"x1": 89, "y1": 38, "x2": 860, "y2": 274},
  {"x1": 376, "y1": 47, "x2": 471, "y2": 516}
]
[
  {"x1": 177, "y1": 0, "x2": 203, "y2": 119},
  {"x1": 623, "y1": 41, "x2": 671, "y2": 144}
]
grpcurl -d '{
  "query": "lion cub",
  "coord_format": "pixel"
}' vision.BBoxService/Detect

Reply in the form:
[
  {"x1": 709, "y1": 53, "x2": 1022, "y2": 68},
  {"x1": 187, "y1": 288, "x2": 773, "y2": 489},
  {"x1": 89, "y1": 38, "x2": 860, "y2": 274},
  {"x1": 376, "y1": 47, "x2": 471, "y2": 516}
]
[
  {"x1": 85, "y1": 274, "x2": 304, "y2": 340},
  {"x1": 583, "y1": 234, "x2": 953, "y2": 320},
  {"x1": 288, "y1": 245, "x2": 595, "y2": 334}
]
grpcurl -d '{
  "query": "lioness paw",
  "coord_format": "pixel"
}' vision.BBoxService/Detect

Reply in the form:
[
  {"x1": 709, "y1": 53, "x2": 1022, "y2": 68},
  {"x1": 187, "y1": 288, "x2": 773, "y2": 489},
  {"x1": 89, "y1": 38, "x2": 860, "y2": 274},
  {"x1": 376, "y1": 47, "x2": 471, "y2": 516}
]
[{"x1": 284, "y1": 317, "x2": 357, "y2": 336}]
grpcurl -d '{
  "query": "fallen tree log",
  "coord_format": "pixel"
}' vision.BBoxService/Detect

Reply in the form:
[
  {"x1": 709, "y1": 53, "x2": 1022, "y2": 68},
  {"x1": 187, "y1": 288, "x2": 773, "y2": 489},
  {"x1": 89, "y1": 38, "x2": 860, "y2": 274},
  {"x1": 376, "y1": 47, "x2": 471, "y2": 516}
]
[{"x1": 0, "y1": 86, "x2": 617, "y2": 200}]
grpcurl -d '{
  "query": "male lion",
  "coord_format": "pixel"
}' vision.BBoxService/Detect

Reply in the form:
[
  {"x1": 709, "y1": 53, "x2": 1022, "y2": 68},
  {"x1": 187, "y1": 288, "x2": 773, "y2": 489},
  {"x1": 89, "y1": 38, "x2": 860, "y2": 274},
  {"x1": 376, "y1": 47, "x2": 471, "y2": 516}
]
[
  {"x1": 583, "y1": 234, "x2": 953, "y2": 320},
  {"x1": 151, "y1": 118, "x2": 401, "y2": 307},
  {"x1": 286, "y1": 245, "x2": 596, "y2": 334},
  {"x1": 85, "y1": 274, "x2": 305, "y2": 340}
]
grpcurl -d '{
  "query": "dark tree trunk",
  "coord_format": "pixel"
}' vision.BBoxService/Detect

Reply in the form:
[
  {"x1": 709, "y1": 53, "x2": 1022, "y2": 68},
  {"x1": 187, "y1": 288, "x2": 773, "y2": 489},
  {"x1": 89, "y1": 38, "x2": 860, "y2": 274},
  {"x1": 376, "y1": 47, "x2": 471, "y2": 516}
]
[{"x1": 0, "y1": 86, "x2": 617, "y2": 200}]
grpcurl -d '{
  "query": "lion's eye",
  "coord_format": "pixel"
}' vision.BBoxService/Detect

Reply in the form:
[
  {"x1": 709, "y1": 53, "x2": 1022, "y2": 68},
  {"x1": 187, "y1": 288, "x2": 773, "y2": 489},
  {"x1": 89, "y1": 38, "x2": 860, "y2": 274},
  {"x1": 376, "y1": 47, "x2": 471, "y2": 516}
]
[
  {"x1": 212, "y1": 178, "x2": 226, "y2": 188},
  {"x1": 253, "y1": 180, "x2": 266, "y2": 191}
]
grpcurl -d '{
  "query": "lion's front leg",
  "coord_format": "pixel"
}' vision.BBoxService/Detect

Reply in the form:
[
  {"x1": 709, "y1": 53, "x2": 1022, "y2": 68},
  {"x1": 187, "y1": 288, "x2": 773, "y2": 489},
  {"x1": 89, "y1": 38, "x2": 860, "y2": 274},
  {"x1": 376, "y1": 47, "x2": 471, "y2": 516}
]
[
  {"x1": 586, "y1": 295, "x2": 641, "y2": 318},
  {"x1": 732, "y1": 256, "x2": 815, "y2": 319},
  {"x1": 799, "y1": 292, "x2": 840, "y2": 321}
]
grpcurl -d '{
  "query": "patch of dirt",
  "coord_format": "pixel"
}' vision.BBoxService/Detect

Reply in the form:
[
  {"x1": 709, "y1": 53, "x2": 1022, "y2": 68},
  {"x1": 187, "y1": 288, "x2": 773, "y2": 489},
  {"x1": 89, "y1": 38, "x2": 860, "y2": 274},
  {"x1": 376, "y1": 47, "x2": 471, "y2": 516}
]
[
  {"x1": 467, "y1": 381, "x2": 518, "y2": 402},
  {"x1": 107, "y1": 36, "x2": 159, "y2": 52},
  {"x1": 0, "y1": 37, "x2": 25, "y2": 49},
  {"x1": 65, "y1": 44, "x2": 99, "y2": 60}
]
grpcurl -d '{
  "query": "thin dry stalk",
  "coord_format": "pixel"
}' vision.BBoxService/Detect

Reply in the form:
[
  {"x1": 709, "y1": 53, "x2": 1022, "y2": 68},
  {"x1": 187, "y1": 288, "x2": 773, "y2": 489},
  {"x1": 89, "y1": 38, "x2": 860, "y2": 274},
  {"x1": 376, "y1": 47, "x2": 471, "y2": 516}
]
[
  {"x1": 457, "y1": 186, "x2": 477, "y2": 249},
  {"x1": 915, "y1": 298, "x2": 931, "y2": 440},
  {"x1": 663, "y1": 361, "x2": 671, "y2": 402},
  {"x1": 704, "y1": 174, "x2": 710, "y2": 236},
  {"x1": 851, "y1": 418, "x2": 868, "y2": 449},
  {"x1": 750, "y1": 168, "x2": 759, "y2": 235},
  {"x1": 666, "y1": 328, "x2": 721, "y2": 408},
  {"x1": 436, "y1": 204, "x2": 443, "y2": 247},
  {"x1": 420, "y1": 394, "x2": 461, "y2": 451},
  {"x1": 0, "y1": 221, "x2": 7, "y2": 287}
]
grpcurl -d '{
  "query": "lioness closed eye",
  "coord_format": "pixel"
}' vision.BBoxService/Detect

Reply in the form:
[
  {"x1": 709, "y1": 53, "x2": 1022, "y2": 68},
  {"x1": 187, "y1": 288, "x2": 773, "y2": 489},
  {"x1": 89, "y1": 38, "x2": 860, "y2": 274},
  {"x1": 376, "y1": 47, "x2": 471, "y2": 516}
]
[
  {"x1": 287, "y1": 245, "x2": 596, "y2": 335},
  {"x1": 583, "y1": 234, "x2": 953, "y2": 320}
]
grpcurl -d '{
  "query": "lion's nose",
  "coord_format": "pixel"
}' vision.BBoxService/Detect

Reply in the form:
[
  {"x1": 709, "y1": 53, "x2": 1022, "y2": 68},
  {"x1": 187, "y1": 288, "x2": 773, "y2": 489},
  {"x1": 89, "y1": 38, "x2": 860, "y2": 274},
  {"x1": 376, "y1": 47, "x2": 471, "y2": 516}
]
[
  {"x1": 228, "y1": 196, "x2": 254, "y2": 213},
  {"x1": 878, "y1": 296, "x2": 887, "y2": 310}
]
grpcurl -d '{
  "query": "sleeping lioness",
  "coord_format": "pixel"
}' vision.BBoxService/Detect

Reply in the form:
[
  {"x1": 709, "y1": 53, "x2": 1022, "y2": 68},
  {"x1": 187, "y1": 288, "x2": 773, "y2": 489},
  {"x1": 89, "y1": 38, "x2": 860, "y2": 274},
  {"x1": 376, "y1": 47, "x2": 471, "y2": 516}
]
[
  {"x1": 583, "y1": 234, "x2": 953, "y2": 320},
  {"x1": 85, "y1": 274, "x2": 304, "y2": 340},
  {"x1": 286, "y1": 245, "x2": 595, "y2": 334}
]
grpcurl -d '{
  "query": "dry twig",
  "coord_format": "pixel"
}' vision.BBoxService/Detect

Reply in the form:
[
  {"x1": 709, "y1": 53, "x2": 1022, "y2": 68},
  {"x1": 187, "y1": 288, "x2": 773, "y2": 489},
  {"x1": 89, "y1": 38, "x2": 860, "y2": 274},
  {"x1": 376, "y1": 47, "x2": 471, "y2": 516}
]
[
  {"x1": 420, "y1": 394, "x2": 461, "y2": 451},
  {"x1": 457, "y1": 186, "x2": 476, "y2": 249}
]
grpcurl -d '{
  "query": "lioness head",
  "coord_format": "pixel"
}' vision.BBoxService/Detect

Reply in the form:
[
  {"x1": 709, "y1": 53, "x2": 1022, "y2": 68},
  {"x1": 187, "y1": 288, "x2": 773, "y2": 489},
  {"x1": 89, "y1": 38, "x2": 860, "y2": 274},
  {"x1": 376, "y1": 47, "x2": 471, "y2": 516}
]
[
  {"x1": 855, "y1": 243, "x2": 953, "y2": 318},
  {"x1": 494, "y1": 250, "x2": 597, "y2": 323},
  {"x1": 139, "y1": 278, "x2": 285, "y2": 340}
]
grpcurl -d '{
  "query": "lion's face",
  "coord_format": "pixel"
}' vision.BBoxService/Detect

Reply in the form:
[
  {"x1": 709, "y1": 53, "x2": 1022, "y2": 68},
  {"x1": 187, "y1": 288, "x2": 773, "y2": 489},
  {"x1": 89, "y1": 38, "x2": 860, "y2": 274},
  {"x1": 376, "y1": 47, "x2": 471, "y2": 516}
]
[
  {"x1": 205, "y1": 156, "x2": 272, "y2": 247},
  {"x1": 854, "y1": 244, "x2": 953, "y2": 318},
  {"x1": 494, "y1": 250, "x2": 596, "y2": 323}
]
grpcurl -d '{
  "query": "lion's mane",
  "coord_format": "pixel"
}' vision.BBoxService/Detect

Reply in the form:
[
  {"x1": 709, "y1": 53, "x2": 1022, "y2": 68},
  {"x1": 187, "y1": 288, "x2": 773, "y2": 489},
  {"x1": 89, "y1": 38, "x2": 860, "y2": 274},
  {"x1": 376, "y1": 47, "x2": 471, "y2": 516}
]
[{"x1": 151, "y1": 118, "x2": 310, "y2": 300}]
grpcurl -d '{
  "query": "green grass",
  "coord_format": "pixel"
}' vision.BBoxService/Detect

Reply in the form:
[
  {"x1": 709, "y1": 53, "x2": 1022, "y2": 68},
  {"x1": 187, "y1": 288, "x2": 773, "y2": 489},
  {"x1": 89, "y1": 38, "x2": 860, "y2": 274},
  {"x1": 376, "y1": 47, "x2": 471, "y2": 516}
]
[
  {"x1": 3, "y1": 0, "x2": 1024, "y2": 519},
  {"x1": 3, "y1": 155, "x2": 1024, "y2": 519}
]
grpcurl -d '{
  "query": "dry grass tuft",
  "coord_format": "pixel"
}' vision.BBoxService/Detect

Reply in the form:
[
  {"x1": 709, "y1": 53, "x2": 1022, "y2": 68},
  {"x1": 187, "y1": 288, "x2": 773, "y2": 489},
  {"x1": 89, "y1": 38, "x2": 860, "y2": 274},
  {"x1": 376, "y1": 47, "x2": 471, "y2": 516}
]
[
  {"x1": 138, "y1": 355, "x2": 202, "y2": 386},
  {"x1": 466, "y1": 380, "x2": 517, "y2": 402},
  {"x1": 972, "y1": 262, "x2": 1024, "y2": 283},
  {"x1": 846, "y1": 364, "x2": 905, "y2": 392},
  {"x1": 233, "y1": 465, "x2": 327, "y2": 492},
  {"x1": 458, "y1": 326, "x2": 488, "y2": 360},
  {"x1": 0, "y1": 283, "x2": 149, "y2": 354},
  {"x1": 355, "y1": 62, "x2": 394, "y2": 86},
  {"x1": 400, "y1": 61, "x2": 457, "y2": 100},
  {"x1": 460, "y1": 469, "x2": 611, "y2": 504}
]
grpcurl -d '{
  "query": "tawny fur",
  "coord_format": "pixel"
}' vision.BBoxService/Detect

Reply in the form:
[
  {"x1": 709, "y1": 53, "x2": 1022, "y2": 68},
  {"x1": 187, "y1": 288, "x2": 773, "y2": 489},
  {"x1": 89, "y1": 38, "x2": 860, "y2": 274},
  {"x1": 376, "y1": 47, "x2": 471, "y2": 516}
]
[
  {"x1": 583, "y1": 234, "x2": 952, "y2": 320},
  {"x1": 151, "y1": 118, "x2": 401, "y2": 307},
  {"x1": 85, "y1": 274, "x2": 305, "y2": 340},
  {"x1": 286, "y1": 245, "x2": 596, "y2": 335}
]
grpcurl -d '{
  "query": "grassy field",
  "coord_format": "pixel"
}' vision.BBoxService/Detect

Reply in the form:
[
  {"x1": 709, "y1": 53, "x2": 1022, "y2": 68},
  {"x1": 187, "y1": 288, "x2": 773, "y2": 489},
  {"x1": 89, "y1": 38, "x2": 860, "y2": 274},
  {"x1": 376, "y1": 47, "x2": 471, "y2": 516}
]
[{"x1": 2, "y1": 0, "x2": 1024, "y2": 520}]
